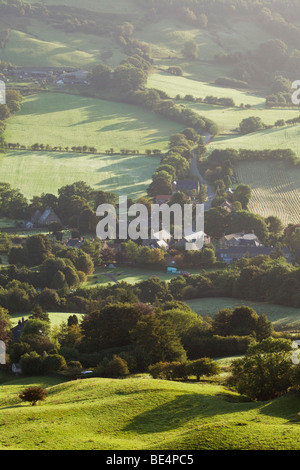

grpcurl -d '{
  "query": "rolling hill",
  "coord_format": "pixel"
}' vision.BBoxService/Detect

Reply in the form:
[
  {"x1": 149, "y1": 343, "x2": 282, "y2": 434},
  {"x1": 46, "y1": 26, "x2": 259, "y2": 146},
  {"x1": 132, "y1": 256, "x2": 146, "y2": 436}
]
[{"x1": 1, "y1": 375, "x2": 300, "y2": 450}]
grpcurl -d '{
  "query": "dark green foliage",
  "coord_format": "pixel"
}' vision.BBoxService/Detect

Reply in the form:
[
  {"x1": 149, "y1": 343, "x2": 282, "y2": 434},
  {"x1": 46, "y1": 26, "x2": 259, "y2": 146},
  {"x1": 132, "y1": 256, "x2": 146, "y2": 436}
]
[
  {"x1": 19, "y1": 386, "x2": 48, "y2": 406},
  {"x1": 231, "y1": 337, "x2": 295, "y2": 400}
]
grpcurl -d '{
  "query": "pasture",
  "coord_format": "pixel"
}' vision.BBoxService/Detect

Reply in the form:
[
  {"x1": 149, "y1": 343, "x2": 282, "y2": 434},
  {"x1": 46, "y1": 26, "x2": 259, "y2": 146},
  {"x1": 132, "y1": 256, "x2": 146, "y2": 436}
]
[
  {"x1": 5, "y1": 92, "x2": 182, "y2": 152},
  {"x1": 185, "y1": 297, "x2": 300, "y2": 329},
  {"x1": 188, "y1": 103, "x2": 300, "y2": 135},
  {"x1": 147, "y1": 72, "x2": 266, "y2": 107},
  {"x1": 0, "y1": 150, "x2": 159, "y2": 199},
  {"x1": 208, "y1": 125, "x2": 300, "y2": 155},
  {"x1": 1, "y1": 375, "x2": 300, "y2": 449},
  {"x1": 234, "y1": 160, "x2": 300, "y2": 226},
  {"x1": 10, "y1": 312, "x2": 84, "y2": 328},
  {"x1": 84, "y1": 266, "x2": 193, "y2": 288},
  {"x1": 138, "y1": 17, "x2": 272, "y2": 81},
  {"x1": 23, "y1": 0, "x2": 140, "y2": 15},
  {"x1": 0, "y1": 29, "x2": 98, "y2": 68}
]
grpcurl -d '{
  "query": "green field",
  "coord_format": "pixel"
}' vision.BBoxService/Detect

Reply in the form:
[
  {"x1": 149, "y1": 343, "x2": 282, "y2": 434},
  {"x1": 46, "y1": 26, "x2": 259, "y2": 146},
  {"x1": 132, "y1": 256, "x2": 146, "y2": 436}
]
[
  {"x1": 10, "y1": 312, "x2": 84, "y2": 328},
  {"x1": 138, "y1": 17, "x2": 272, "y2": 81},
  {"x1": 185, "y1": 297, "x2": 300, "y2": 329},
  {"x1": 188, "y1": 103, "x2": 300, "y2": 135},
  {"x1": 83, "y1": 266, "x2": 212, "y2": 288},
  {"x1": 0, "y1": 150, "x2": 159, "y2": 199},
  {"x1": 208, "y1": 125, "x2": 300, "y2": 155},
  {"x1": 235, "y1": 160, "x2": 300, "y2": 225},
  {"x1": 24, "y1": 0, "x2": 140, "y2": 14},
  {"x1": 1, "y1": 375, "x2": 300, "y2": 450},
  {"x1": 5, "y1": 92, "x2": 182, "y2": 152},
  {"x1": 147, "y1": 72, "x2": 266, "y2": 107}
]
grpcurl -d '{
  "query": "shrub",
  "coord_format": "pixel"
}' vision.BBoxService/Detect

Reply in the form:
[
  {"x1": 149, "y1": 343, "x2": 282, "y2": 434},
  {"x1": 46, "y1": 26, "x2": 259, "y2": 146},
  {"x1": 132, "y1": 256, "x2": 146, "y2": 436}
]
[
  {"x1": 19, "y1": 386, "x2": 48, "y2": 406},
  {"x1": 43, "y1": 354, "x2": 67, "y2": 372},
  {"x1": 187, "y1": 357, "x2": 221, "y2": 381},
  {"x1": 20, "y1": 352, "x2": 44, "y2": 376}
]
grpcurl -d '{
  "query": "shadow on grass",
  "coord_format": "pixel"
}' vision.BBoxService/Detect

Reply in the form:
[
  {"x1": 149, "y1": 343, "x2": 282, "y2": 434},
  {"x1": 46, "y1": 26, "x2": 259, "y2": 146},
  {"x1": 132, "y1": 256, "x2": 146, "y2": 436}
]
[
  {"x1": 123, "y1": 391, "x2": 257, "y2": 434},
  {"x1": 258, "y1": 390, "x2": 300, "y2": 422}
]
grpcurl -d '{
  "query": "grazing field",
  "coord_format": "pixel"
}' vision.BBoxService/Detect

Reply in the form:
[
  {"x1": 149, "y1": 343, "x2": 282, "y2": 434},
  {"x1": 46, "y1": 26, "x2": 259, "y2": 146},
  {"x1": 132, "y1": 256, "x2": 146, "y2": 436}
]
[
  {"x1": 5, "y1": 92, "x2": 182, "y2": 153},
  {"x1": 84, "y1": 266, "x2": 188, "y2": 288},
  {"x1": 1, "y1": 375, "x2": 300, "y2": 450},
  {"x1": 147, "y1": 72, "x2": 266, "y2": 107},
  {"x1": 83, "y1": 266, "x2": 215, "y2": 288},
  {"x1": 0, "y1": 151, "x2": 159, "y2": 199},
  {"x1": 138, "y1": 18, "x2": 272, "y2": 81},
  {"x1": 234, "y1": 160, "x2": 300, "y2": 226},
  {"x1": 23, "y1": 0, "x2": 141, "y2": 15},
  {"x1": 10, "y1": 312, "x2": 84, "y2": 328},
  {"x1": 0, "y1": 29, "x2": 99, "y2": 68},
  {"x1": 208, "y1": 125, "x2": 300, "y2": 155},
  {"x1": 185, "y1": 297, "x2": 300, "y2": 329},
  {"x1": 188, "y1": 103, "x2": 300, "y2": 135}
]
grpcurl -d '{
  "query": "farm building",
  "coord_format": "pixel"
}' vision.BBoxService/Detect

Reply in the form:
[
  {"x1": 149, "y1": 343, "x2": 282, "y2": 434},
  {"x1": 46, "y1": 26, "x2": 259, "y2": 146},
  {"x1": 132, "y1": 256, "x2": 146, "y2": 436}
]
[
  {"x1": 219, "y1": 232, "x2": 261, "y2": 249},
  {"x1": 155, "y1": 195, "x2": 172, "y2": 205},
  {"x1": 220, "y1": 200, "x2": 233, "y2": 213},
  {"x1": 174, "y1": 231, "x2": 211, "y2": 250},
  {"x1": 173, "y1": 179, "x2": 201, "y2": 195},
  {"x1": 216, "y1": 246, "x2": 292, "y2": 264},
  {"x1": 66, "y1": 238, "x2": 84, "y2": 248},
  {"x1": 31, "y1": 208, "x2": 62, "y2": 227}
]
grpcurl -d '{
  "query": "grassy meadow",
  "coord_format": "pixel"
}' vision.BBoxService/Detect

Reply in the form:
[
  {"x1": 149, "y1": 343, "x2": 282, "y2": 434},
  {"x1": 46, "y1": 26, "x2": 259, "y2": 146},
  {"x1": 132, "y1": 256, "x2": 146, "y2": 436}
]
[
  {"x1": 147, "y1": 72, "x2": 266, "y2": 107},
  {"x1": 5, "y1": 92, "x2": 182, "y2": 152},
  {"x1": 1, "y1": 375, "x2": 300, "y2": 450},
  {"x1": 208, "y1": 125, "x2": 300, "y2": 155},
  {"x1": 0, "y1": 150, "x2": 159, "y2": 199},
  {"x1": 9, "y1": 312, "x2": 84, "y2": 328},
  {"x1": 185, "y1": 297, "x2": 300, "y2": 330},
  {"x1": 23, "y1": 0, "x2": 140, "y2": 15},
  {"x1": 189, "y1": 103, "x2": 300, "y2": 135}
]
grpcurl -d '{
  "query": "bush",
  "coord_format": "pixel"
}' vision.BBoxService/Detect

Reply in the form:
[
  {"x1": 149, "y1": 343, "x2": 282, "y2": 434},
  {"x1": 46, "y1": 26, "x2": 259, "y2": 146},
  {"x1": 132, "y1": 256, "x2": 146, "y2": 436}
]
[
  {"x1": 43, "y1": 354, "x2": 67, "y2": 372},
  {"x1": 19, "y1": 386, "x2": 48, "y2": 406},
  {"x1": 187, "y1": 335, "x2": 255, "y2": 359},
  {"x1": 94, "y1": 355, "x2": 130, "y2": 378},
  {"x1": 187, "y1": 357, "x2": 221, "y2": 381},
  {"x1": 149, "y1": 358, "x2": 220, "y2": 381},
  {"x1": 20, "y1": 352, "x2": 44, "y2": 376},
  {"x1": 230, "y1": 338, "x2": 295, "y2": 401}
]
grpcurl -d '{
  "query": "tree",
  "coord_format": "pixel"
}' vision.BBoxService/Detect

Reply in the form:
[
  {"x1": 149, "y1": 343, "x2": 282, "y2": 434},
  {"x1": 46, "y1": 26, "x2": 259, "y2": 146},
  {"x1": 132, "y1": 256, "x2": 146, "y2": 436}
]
[
  {"x1": 80, "y1": 302, "x2": 154, "y2": 352},
  {"x1": 114, "y1": 65, "x2": 147, "y2": 92},
  {"x1": 43, "y1": 354, "x2": 67, "y2": 372},
  {"x1": 25, "y1": 234, "x2": 52, "y2": 266},
  {"x1": 89, "y1": 64, "x2": 112, "y2": 89},
  {"x1": 239, "y1": 117, "x2": 265, "y2": 134},
  {"x1": 290, "y1": 228, "x2": 300, "y2": 263},
  {"x1": 19, "y1": 386, "x2": 48, "y2": 406},
  {"x1": 137, "y1": 277, "x2": 170, "y2": 303},
  {"x1": 130, "y1": 314, "x2": 187, "y2": 366},
  {"x1": 187, "y1": 358, "x2": 220, "y2": 381},
  {"x1": 0, "y1": 307, "x2": 11, "y2": 344},
  {"x1": 232, "y1": 184, "x2": 252, "y2": 209},
  {"x1": 147, "y1": 177, "x2": 173, "y2": 197},
  {"x1": 231, "y1": 337, "x2": 294, "y2": 401},
  {"x1": 20, "y1": 352, "x2": 44, "y2": 376},
  {"x1": 212, "y1": 306, "x2": 272, "y2": 340},
  {"x1": 20, "y1": 319, "x2": 51, "y2": 341},
  {"x1": 182, "y1": 40, "x2": 198, "y2": 60},
  {"x1": 266, "y1": 216, "x2": 284, "y2": 236},
  {"x1": 74, "y1": 252, "x2": 94, "y2": 275},
  {"x1": 106, "y1": 355, "x2": 130, "y2": 378}
]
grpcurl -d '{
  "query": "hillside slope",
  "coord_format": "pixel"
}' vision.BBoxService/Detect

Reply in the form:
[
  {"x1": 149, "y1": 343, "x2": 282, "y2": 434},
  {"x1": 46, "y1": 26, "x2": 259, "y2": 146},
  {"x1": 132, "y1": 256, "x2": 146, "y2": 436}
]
[{"x1": 1, "y1": 376, "x2": 300, "y2": 450}]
